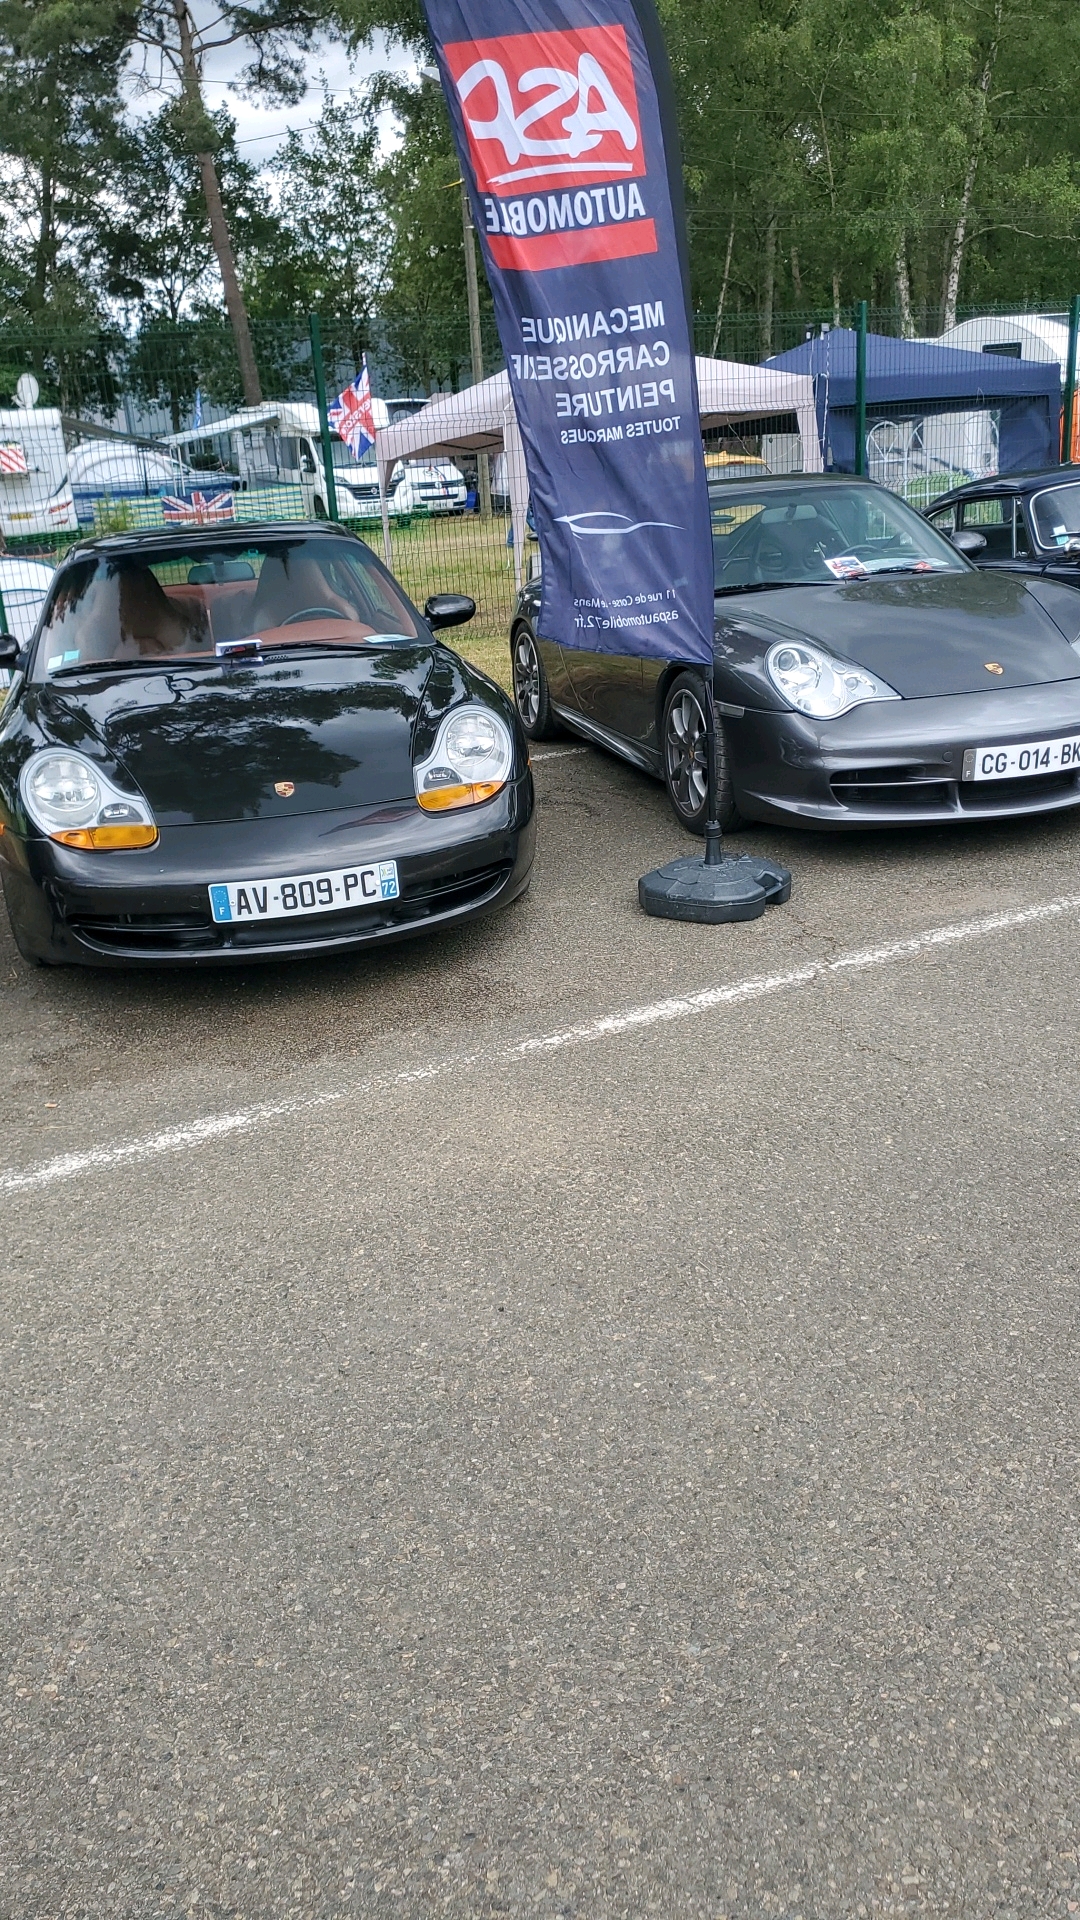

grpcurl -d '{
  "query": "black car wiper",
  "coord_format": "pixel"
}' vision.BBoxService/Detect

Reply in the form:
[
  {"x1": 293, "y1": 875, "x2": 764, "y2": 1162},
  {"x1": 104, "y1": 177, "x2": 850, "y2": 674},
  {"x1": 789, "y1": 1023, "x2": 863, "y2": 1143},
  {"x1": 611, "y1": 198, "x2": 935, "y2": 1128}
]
[
  {"x1": 47, "y1": 655, "x2": 222, "y2": 680},
  {"x1": 856, "y1": 562, "x2": 958, "y2": 577},
  {"x1": 714, "y1": 580, "x2": 819, "y2": 596}
]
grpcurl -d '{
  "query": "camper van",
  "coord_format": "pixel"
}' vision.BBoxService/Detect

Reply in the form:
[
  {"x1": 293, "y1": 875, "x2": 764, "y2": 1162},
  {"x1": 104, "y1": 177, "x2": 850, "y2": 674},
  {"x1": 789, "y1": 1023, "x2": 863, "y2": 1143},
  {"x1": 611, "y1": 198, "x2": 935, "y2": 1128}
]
[
  {"x1": 168, "y1": 401, "x2": 467, "y2": 521},
  {"x1": 0, "y1": 408, "x2": 78, "y2": 539}
]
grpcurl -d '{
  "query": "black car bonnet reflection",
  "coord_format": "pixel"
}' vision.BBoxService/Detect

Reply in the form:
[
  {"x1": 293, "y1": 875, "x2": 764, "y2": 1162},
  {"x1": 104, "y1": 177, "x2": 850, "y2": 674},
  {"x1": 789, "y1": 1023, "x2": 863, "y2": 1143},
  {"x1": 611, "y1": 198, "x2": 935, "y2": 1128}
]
[{"x1": 37, "y1": 648, "x2": 435, "y2": 825}]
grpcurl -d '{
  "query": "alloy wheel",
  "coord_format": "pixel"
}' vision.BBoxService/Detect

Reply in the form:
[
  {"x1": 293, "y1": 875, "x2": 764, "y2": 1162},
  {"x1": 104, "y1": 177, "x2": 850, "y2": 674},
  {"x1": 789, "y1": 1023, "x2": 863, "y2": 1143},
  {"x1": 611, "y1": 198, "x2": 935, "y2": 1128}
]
[
  {"x1": 665, "y1": 687, "x2": 708, "y2": 819},
  {"x1": 513, "y1": 629, "x2": 541, "y2": 729}
]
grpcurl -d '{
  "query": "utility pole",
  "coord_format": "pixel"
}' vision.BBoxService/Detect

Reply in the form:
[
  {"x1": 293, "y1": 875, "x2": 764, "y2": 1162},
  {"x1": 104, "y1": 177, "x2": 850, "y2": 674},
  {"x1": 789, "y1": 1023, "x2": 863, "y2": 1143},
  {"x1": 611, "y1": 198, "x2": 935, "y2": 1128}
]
[{"x1": 461, "y1": 183, "x2": 491, "y2": 519}]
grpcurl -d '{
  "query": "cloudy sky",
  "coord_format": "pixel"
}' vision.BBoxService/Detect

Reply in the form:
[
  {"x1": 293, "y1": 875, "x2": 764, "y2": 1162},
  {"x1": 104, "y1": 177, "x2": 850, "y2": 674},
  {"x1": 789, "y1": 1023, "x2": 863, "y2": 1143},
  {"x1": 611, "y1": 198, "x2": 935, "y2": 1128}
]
[{"x1": 125, "y1": 16, "x2": 417, "y2": 161}]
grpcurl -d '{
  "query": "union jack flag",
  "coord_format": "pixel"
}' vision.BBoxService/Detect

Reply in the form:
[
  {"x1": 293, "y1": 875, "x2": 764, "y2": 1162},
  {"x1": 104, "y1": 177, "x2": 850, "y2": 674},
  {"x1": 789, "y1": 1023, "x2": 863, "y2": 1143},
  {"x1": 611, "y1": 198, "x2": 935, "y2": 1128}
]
[
  {"x1": 162, "y1": 490, "x2": 236, "y2": 526},
  {"x1": 328, "y1": 357, "x2": 376, "y2": 460},
  {"x1": 0, "y1": 442, "x2": 29, "y2": 476}
]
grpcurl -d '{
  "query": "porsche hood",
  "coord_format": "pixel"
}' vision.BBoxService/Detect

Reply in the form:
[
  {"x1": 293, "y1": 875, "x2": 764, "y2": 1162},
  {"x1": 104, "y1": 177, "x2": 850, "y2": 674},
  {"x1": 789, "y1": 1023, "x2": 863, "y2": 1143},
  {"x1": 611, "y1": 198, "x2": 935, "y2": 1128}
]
[
  {"x1": 36, "y1": 648, "x2": 436, "y2": 825},
  {"x1": 723, "y1": 570, "x2": 1080, "y2": 699}
]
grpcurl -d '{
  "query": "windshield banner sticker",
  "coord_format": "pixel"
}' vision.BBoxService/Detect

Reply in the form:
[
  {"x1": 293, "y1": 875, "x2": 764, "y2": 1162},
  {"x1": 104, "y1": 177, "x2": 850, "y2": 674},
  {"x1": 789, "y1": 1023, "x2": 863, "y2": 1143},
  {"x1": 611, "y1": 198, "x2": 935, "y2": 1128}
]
[{"x1": 419, "y1": 0, "x2": 713, "y2": 663}]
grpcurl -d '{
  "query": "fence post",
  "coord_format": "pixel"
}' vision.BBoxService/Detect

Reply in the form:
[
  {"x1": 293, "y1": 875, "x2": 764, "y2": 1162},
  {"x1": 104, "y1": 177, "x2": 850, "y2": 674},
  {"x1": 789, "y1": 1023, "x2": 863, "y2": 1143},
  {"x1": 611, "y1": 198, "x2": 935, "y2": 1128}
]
[
  {"x1": 308, "y1": 314, "x2": 339, "y2": 523},
  {"x1": 1064, "y1": 296, "x2": 1080, "y2": 464},
  {"x1": 461, "y1": 184, "x2": 491, "y2": 519},
  {"x1": 0, "y1": 588, "x2": 8, "y2": 637},
  {"x1": 854, "y1": 300, "x2": 868, "y2": 477}
]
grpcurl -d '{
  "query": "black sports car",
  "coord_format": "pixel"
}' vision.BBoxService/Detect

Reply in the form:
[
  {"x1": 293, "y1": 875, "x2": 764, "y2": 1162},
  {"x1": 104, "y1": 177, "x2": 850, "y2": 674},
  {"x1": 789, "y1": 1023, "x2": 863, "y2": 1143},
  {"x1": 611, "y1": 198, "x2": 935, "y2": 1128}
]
[
  {"x1": 924, "y1": 466, "x2": 1080, "y2": 586},
  {"x1": 510, "y1": 473, "x2": 1080, "y2": 831},
  {"x1": 0, "y1": 523, "x2": 533, "y2": 966}
]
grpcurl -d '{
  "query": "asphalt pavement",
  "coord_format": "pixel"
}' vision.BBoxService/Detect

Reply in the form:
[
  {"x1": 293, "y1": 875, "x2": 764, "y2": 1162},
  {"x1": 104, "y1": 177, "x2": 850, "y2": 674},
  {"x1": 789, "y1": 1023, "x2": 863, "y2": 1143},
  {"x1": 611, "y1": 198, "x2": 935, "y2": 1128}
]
[{"x1": 2, "y1": 740, "x2": 1079, "y2": 1919}]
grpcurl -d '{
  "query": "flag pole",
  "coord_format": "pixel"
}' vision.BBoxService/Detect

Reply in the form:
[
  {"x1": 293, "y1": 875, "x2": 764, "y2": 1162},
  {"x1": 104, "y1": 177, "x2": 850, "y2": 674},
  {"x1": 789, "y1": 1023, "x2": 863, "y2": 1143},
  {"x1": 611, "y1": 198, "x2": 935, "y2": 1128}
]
[
  {"x1": 631, "y1": 0, "x2": 791, "y2": 922},
  {"x1": 308, "y1": 313, "x2": 339, "y2": 523}
]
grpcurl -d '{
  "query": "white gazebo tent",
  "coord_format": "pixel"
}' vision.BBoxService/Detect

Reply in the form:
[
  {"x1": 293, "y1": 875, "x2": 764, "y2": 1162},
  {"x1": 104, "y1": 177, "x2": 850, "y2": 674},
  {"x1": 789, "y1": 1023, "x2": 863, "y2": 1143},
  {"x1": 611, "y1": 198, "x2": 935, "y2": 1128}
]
[{"x1": 375, "y1": 358, "x2": 821, "y2": 580}]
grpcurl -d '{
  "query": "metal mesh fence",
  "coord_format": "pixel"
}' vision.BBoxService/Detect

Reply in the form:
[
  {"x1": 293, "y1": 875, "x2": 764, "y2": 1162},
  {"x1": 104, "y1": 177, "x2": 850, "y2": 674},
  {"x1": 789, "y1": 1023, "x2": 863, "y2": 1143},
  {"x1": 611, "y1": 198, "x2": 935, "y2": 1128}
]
[{"x1": 1, "y1": 304, "x2": 1074, "y2": 689}]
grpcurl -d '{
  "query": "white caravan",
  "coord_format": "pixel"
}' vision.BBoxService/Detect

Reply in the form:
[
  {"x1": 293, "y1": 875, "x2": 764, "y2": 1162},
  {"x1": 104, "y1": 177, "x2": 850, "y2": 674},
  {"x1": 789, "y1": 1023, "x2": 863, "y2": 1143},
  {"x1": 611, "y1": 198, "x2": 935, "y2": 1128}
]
[{"x1": 0, "y1": 408, "x2": 78, "y2": 539}]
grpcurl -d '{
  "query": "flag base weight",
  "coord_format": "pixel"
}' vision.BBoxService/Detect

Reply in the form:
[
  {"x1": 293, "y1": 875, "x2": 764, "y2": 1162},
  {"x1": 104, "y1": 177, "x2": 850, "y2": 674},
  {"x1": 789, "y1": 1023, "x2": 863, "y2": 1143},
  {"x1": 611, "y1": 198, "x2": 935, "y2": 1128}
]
[{"x1": 638, "y1": 849, "x2": 791, "y2": 923}]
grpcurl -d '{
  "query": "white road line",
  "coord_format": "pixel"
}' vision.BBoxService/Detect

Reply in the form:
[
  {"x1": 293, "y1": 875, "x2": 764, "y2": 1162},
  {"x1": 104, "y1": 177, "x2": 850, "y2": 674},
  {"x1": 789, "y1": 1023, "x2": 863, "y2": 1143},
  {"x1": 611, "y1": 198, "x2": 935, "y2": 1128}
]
[
  {"x1": 2, "y1": 893, "x2": 1077, "y2": 1197},
  {"x1": 529, "y1": 746, "x2": 590, "y2": 761}
]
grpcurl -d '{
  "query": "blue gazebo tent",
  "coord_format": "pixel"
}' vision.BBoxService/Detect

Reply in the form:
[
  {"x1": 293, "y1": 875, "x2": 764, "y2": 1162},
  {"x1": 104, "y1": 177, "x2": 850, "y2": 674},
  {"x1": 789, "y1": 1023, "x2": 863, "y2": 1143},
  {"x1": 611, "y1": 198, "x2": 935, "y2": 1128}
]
[{"x1": 767, "y1": 329, "x2": 1061, "y2": 477}]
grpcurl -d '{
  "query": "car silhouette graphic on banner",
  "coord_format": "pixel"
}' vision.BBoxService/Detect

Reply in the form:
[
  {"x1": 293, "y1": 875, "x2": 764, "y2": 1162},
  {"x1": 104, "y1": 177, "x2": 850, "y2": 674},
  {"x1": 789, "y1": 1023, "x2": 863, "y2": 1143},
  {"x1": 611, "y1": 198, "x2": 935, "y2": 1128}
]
[{"x1": 443, "y1": 26, "x2": 655, "y2": 270}]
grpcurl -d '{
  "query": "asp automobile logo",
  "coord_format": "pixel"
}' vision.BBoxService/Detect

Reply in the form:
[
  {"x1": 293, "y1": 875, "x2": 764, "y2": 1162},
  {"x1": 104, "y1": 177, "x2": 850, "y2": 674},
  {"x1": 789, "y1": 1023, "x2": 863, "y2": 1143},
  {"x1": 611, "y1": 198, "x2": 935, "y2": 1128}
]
[{"x1": 444, "y1": 25, "x2": 657, "y2": 272}]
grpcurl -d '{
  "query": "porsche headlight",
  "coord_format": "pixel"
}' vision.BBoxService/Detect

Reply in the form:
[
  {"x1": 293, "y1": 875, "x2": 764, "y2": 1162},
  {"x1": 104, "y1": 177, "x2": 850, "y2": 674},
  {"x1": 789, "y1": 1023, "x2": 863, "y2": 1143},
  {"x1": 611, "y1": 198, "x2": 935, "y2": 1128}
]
[
  {"x1": 765, "y1": 641, "x2": 900, "y2": 719},
  {"x1": 20, "y1": 750, "x2": 158, "y2": 849},
  {"x1": 414, "y1": 704, "x2": 514, "y2": 811}
]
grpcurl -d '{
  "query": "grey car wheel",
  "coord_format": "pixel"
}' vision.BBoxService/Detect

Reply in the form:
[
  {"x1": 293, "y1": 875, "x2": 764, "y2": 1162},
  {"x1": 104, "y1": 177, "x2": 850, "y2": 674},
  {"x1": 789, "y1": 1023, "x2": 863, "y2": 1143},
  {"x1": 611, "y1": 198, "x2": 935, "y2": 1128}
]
[
  {"x1": 662, "y1": 670, "x2": 743, "y2": 835},
  {"x1": 511, "y1": 622, "x2": 560, "y2": 739}
]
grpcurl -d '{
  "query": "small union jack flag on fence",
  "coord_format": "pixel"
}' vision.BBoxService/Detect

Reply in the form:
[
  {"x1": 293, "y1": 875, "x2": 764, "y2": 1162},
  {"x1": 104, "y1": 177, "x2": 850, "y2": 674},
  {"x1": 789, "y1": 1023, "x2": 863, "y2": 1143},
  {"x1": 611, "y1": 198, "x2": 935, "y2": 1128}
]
[
  {"x1": 0, "y1": 442, "x2": 29, "y2": 476},
  {"x1": 162, "y1": 490, "x2": 236, "y2": 526},
  {"x1": 327, "y1": 357, "x2": 376, "y2": 460}
]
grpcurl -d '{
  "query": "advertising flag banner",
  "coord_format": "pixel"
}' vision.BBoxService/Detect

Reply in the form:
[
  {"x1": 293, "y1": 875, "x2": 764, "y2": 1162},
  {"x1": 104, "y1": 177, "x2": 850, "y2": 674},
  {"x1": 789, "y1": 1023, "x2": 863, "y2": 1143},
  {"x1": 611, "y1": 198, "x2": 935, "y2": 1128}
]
[{"x1": 420, "y1": 0, "x2": 713, "y2": 665}]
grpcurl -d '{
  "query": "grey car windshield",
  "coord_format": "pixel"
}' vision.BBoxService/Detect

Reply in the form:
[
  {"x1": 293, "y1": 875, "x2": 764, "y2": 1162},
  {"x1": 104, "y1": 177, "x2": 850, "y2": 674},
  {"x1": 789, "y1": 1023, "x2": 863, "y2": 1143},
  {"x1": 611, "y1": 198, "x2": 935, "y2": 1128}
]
[
  {"x1": 33, "y1": 533, "x2": 422, "y2": 678},
  {"x1": 1030, "y1": 482, "x2": 1080, "y2": 547},
  {"x1": 711, "y1": 482, "x2": 966, "y2": 590}
]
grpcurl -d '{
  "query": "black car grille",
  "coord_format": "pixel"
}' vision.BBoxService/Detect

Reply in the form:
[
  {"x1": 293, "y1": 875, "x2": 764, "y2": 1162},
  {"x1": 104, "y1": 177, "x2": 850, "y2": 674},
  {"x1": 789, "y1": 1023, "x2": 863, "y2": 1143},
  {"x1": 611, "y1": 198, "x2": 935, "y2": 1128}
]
[
  {"x1": 830, "y1": 763, "x2": 1080, "y2": 815},
  {"x1": 957, "y1": 768, "x2": 1080, "y2": 810},
  {"x1": 68, "y1": 861, "x2": 513, "y2": 955},
  {"x1": 830, "y1": 765, "x2": 955, "y2": 810}
]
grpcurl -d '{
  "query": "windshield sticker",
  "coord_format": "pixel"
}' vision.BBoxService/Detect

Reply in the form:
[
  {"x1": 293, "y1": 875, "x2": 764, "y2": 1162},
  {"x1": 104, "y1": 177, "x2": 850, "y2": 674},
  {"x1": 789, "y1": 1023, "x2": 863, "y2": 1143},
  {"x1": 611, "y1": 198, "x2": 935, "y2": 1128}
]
[{"x1": 824, "y1": 554, "x2": 869, "y2": 580}]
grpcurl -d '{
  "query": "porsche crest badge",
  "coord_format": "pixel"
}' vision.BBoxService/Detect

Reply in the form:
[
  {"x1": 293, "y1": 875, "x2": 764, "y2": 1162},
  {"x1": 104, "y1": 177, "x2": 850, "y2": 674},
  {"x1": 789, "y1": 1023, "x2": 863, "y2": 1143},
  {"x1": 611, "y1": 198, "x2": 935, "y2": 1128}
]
[
  {"x1": 984, "y1": 662, "x2": 1004, "y2": 675},
  {"x1": 274, "y1": 780, "x2": 296, "y2": 797}
]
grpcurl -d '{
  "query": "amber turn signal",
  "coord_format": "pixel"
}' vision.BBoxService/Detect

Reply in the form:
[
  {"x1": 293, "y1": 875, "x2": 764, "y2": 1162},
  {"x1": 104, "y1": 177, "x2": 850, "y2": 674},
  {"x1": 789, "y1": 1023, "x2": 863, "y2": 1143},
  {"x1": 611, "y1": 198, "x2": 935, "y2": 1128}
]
[
  {"x1": 51, "y1": 824, "x2": 159, "y2": 850},
  {"x1": 416, "y1": 780, "x2": 504, "y2": 812}
]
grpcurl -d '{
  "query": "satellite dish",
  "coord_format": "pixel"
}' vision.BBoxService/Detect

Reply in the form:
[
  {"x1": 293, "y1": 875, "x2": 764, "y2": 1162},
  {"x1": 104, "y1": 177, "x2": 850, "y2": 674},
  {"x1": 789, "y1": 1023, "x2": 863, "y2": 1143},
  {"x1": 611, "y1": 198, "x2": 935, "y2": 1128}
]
[{"x1": 15, "y1": 373, "x2": 40, "y2": 408}]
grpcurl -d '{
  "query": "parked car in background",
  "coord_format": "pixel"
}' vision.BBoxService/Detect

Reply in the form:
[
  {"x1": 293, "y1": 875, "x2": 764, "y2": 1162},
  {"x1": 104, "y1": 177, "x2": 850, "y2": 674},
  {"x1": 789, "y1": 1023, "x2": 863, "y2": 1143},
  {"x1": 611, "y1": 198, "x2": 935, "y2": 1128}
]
[
  {"x1": 390, "y1": 461, "x2": 467, "y2": 515},
  {"x1": 924, "y1": 468, "x2": 1080, "y2": 586},
  {"x1": 67, "y1": 440, "x2": 228, "y2": 527},
  {"x1": 0, "y1": 408, "x2": 78, "y2": 538},
  {"x1": 511, "y1": 473, "x2": 1080, "y2": 833},
  {"x1": 0, "y1": 558, "x2": 53, "y2": 644}
]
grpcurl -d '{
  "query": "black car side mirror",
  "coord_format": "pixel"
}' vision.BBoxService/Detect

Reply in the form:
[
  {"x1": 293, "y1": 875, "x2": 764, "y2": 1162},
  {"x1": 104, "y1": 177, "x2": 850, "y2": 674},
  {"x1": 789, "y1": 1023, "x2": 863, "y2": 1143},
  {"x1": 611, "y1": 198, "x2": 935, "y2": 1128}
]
[
  {"x1": 0, "y1": 636, "x2": 21, "y2": 668},
  {"x1": 425, "y1": 593, "x2": 476, "y2": 631},
  {"x1": 949, "y1": 529, "x2": 987, "y2": 556}
]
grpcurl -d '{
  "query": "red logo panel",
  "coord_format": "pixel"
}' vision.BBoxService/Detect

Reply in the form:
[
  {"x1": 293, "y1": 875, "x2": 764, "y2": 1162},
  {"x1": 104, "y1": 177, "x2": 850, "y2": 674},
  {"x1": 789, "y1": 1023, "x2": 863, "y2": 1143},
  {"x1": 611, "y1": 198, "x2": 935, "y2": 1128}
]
[
  {"x1": 444, "y1": 24, "x2": 645, "y2": 195},
  {"x1": 444, "y1": 26, "x2": 655, "y2": 270}
]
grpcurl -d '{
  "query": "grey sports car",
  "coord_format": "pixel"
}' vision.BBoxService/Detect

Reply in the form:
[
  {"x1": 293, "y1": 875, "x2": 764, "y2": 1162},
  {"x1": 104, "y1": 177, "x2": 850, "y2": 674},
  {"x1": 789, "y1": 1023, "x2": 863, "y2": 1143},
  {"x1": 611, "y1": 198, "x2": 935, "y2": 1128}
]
[{"x1": 510, "y1": 473, "x2": 1080, "y2": 830}]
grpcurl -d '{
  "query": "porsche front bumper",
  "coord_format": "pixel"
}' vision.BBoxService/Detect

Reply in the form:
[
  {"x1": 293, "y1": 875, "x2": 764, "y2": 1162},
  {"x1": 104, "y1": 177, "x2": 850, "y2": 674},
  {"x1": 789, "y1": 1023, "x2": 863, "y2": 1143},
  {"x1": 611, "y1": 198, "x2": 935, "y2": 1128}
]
[
  {"x1": 0, "y1": 777, "x2": 534, "y2": 966},
  {"x1": 729, "y1": 678, "x2": 1080, "y2": 829}
]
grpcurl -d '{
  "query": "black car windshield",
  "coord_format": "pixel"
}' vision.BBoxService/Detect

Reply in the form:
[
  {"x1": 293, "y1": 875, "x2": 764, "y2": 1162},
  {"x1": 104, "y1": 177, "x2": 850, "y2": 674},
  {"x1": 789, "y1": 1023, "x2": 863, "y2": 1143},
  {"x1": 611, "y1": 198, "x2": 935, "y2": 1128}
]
[
  {"x1": 1030, "y1": 482, "x2": 1080, "y2": 547},
  {"x1": 711, "y1": 480, "x2": 966, "y2": 591},
  {"x1": 33, "y1": 533, "x2": 422, "y2": 679}
]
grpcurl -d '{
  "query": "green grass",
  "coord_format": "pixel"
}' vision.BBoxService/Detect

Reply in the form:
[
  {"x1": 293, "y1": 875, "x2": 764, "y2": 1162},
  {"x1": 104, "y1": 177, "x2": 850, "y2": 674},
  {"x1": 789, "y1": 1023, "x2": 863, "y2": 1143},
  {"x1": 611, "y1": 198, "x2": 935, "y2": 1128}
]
[{"x1": 352, "y1": 511, "x2": 522, "y2": 691}]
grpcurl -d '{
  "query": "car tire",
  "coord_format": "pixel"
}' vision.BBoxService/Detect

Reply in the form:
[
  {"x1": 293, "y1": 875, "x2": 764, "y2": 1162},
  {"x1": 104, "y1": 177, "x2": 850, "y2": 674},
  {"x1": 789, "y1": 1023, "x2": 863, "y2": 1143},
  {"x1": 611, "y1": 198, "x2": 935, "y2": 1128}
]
[
  {"x1": 11, "y1": 929, "x2": 46, "y2": 967},
  {"x1": 314, "y1": 496, "x2": 327, "y2": 519},
  {"x1": 662, "y1": 670, "x2": 743, "y2": 836},
  {"x1": 511, "y1": 622, "x2": 561, "y2": 740}
]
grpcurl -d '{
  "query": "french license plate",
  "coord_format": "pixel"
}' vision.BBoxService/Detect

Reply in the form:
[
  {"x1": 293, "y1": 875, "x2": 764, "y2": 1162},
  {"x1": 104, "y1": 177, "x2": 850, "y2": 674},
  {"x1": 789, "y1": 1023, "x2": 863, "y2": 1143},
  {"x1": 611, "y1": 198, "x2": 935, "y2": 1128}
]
[
  {"x1": 208, "y1": 860, "x2": 399, "y2": 923},
  {"x1": 963, "y1": 735, "x2": 1080, "y2": 782}
]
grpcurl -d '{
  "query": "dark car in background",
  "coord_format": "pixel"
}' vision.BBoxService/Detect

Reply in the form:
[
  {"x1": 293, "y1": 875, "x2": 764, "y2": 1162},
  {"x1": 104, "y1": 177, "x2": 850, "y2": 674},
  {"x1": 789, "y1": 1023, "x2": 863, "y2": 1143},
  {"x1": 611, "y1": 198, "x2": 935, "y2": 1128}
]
[
  {"x1": 511, "y1": 473, "x2": 1080, "y2": 832},
  {"x1": 0, "y1": 523, "x2": 533, "y2": 967},
  {"x1": 924, "y1": 467, "x2": 1080, "y2": 585}
]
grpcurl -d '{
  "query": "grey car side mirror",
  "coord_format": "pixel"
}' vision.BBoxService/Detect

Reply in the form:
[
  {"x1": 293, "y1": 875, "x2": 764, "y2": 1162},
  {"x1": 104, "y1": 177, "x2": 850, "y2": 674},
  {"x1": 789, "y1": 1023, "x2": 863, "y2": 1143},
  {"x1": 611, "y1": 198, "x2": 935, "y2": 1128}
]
[{"x1": 949, "y1": 529, "x2": 987, "y2": 556}]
